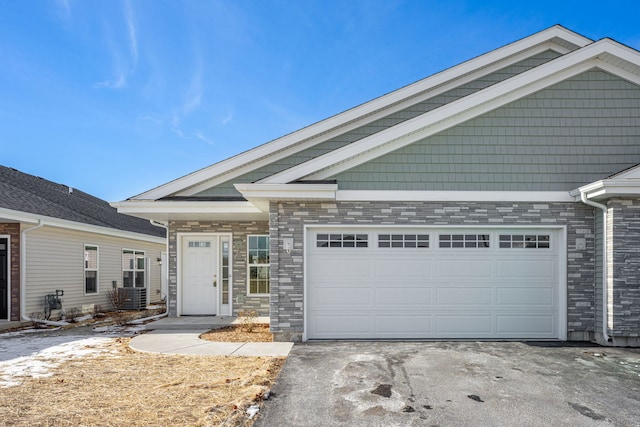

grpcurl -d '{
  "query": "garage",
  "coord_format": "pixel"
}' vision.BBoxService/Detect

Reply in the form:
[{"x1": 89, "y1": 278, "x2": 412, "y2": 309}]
[{"x1": 305, "y1": 227, "x2": 565, "y2": 340}]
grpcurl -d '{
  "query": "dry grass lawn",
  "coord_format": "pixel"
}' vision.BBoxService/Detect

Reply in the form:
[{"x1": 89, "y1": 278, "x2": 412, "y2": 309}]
[
  {"x1": 1, "y1": 338, "x2": 284, "y2": 427},
  {"x1": 200, "y1": 324, "x2": 273, "y2": 343}
]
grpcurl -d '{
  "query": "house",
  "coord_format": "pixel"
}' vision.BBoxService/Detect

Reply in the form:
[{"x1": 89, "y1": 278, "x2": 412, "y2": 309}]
[
  {"x1": 0, "y1": 166, "x2": 166, "y2": 327},
  {"x1": 114, "y1": 25, "x2": 640, "y2": 346}
]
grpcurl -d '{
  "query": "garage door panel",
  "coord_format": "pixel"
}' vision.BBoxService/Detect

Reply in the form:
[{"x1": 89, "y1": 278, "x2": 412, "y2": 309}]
[
  {"x1": 436, "y1": 287, "x2": 493, "y2": 305},
  {"x1": 496, "y1": 315, "x2": 554, "y2": 334},
  {"x1": 376, "y1": 287, "x2": 431, "y2": 305},
  {"x1": 497, "y1": 288, "x2": 554, "y2": 305},
  {"x1": 306, "y1": 228, "x2": 562, "y2": 340},
  {"x1": 308, "y1": 258, "x2": 372, "y2": 278},
  {"x1": 497, "y1": 260, "x2": 556, "y2": 278},
  {"x1": 310, "y1": 287, "x2": 372, "y2": 306},
  {"x1": 436, "y1": 315, "x2": 493, "y2": 334},
  {"x1": 436, "y1": 260, "x2": 493, "y2": 277},
  {"x1": 310, "y1": 314, "x2": 371, "y2": 337},
  {"x1": 373, "y1": 259, "x2": 431, "y2": 277},
  {"x1": 375, "y1": 315, "x2": 432, "y2": 334}
]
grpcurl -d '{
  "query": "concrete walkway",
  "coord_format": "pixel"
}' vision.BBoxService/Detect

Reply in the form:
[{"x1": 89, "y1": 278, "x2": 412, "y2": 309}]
[{"x1": 129, "y1": 316, "x2": 293, "y2": 357}]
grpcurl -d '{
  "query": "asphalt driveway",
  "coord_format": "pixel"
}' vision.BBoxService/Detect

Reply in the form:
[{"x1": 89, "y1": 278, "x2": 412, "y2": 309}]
[{"x1": 254, "y1": 341, "x2": 640, "y2": 426}]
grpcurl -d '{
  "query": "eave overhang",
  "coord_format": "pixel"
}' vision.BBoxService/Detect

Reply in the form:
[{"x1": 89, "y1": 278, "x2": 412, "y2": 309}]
[
  {"x1": 234, "y1": 183, "x2": 338, "y2": 211},
  {"x1": 573, "y1": 179, "x2": 640, "y2": 202},
  {"x1": 111, "y1": 200, "x2": 267, "y2": 222},
  {"x1": 0, "y1": 207, "x2": 165, "y2": 244}
]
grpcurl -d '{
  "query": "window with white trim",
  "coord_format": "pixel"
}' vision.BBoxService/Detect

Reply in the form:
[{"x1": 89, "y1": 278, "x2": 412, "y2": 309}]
[
  {"x1": 122, "y1": 249, "x2": 145, "y2": 288},
  {"x1": 439, "y1": 234, "x2": 490, "y2": 248},
  {"x1": 499, "y1": 234, "x2": 550, "y2": 249},
  {"x1": 316, "y1": 233, "x2": 368, "y2": 248},
  {"x1": 378, "y1": 234, "x2": 429, "y2": 248},
  {"x1": 84, "y1": 245, "x2": 98, "y2": 294},
  {"x1": 248, "y1": 235, "x2": 270, "y2": 295}
]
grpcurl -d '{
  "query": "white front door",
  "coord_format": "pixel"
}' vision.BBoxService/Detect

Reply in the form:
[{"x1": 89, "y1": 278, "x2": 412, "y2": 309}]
[{"x1": 181, "y1": 236, "x2": 218, "y2": 315}]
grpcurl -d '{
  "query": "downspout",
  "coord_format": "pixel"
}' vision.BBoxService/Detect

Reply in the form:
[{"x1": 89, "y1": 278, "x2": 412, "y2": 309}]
[
  {"x1": 150, "y1": 220, "x2": 169, "y2": 318},
  {"x1": 580, "y1": 192, "x2": 611, "y2": 343}
]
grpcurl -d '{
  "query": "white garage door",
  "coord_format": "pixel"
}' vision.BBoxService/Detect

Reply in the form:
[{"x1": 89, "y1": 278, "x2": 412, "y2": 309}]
[{"x1": 306, "y1": 227, "x2": 563, "y2": 340}]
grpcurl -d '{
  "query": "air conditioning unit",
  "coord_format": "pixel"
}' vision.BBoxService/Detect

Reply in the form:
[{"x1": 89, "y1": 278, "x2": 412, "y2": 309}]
[{"x1": 119, "y1": 288, "x2": 147, "y2": 310}]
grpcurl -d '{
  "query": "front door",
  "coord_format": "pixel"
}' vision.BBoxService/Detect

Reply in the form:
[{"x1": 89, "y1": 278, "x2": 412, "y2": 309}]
[
  {"x1": 181, "y1": 236, "x2": 218, "y2": 315},
  {"x1": 0, "y1": 238, "x2": 8, "y2": 320}
]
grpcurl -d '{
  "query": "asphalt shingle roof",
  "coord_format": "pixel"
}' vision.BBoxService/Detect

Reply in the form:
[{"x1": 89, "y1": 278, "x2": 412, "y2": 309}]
[{"x1": 0, "y1": 166, "x2": 165, "y2": 238}]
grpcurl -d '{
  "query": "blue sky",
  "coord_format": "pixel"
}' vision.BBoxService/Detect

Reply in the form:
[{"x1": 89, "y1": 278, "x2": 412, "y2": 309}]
[{"x1": 2, "y1": 1, "x2": 639, "y2": 201}]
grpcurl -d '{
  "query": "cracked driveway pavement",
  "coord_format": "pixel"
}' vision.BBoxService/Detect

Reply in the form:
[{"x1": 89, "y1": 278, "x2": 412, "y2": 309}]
[{"x1": 254, "y1": 342, "x2": 640, "y2": 426}]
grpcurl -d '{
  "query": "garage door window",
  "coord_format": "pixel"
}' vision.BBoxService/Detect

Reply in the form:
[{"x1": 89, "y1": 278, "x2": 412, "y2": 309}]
[
  {"x1": 439, "y1": 234, "x2": 490, "y2": 248},
  {"x1": 378, "y1": 234, "x2": 429, "y2": 248},
  {"x1": 316, "y1": 233, "x2": 368, "y2": 248},
  {"x1": 499, "y1": 234, "x2": 550, "y2": 249}
]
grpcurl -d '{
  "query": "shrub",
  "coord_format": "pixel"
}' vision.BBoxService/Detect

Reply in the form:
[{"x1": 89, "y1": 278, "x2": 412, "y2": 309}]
[{"x1": 238, "y1": 310, "x2": 258, "y2": 333}]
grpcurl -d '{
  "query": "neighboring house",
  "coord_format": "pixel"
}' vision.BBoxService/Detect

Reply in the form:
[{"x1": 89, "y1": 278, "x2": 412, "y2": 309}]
[
  {"x1": 114, "y1": 25, "x2": 640, "y2": 346},
  {"x1": 0, "y1": 166, "x2": 166, "y2": 326}
]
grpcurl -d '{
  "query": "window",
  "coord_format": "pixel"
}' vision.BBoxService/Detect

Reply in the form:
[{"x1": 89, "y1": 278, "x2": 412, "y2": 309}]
[
  {"x1": 84, "y1": 245, "x2": 98, "y2": 294},
  {"x1": 378, "y1": 234, "x2": 429, "y2": 248},
  {"x1": 499, "y1": 234, "x2": 550, "y2": 249},
  {"x1": 122, "y1": 249, "x2": 145, "y2": 288},
  {"x1": 316, "y1": 233, "x2": 368, "y2": 248},
  {"x1": 439, "y1": 234, "x2": 490, "y2": 248},
  {"x1": 248, "y1": 236, "x2": 269, "y2": 295}
]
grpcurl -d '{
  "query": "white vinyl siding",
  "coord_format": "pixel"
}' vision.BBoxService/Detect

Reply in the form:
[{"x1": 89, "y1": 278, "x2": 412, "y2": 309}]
[{"x1": 22, "y1": 225, "x2": 163, "y2": 317}]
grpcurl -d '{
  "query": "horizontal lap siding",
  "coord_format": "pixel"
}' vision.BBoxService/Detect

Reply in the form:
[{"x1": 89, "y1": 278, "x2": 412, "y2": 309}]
[
  {"x1": 195, "y1": 51, "x2": 561, "y2": 197},
  {"x1": 24, "y1": 226, "x2": 163, "y2": 318},
  {"x1": 336, "y1": 70, "x2": 640, "y2": 191}
]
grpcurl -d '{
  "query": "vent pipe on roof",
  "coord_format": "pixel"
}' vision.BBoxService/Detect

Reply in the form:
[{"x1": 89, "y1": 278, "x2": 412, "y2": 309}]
[{"x1": 68, "y1": 186, "x2": 73, "y2": 194}]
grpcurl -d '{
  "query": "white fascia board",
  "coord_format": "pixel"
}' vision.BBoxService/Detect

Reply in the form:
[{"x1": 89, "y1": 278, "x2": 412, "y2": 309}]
[
  {"x1": 133, "y1": 28, "x2": 591, "y2": 200},
  {"x1": 112, "y1": 200, "x2": 263, "y2": 215},
  {"x1": 337, "y1": 190, "x2": 575, "y2": 202},
  {"x1": 577, "y1": 179, "x2": 640, "y2": 200},
  {"x1": 234, "y1": 183, "x2": 338, "y2": 200},
  {"x1": 0, "y1": 207, "x2": 165, "y2": 244},
  {"x1": 264, "y1": 40, "x2": 639, "y2": 183}
]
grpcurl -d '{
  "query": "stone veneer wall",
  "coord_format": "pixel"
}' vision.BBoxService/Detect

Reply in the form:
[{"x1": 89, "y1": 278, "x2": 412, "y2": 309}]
[
  {"x1": 0, "y1": 223, "x2": 20, "y2": 321},
  {"x1": 607, "y1": 198, "x2": 640, "y2": 345},
  {"x1": 269, "y1": 201, "x2": 596, "y2": 342},
  {"x1": 168, "y1": 221, "x2": 270, "y2": 317}
]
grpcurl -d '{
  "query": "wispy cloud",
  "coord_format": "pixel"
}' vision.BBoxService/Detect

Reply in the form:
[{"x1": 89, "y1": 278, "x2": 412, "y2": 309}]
[
  {"x1": 55, "y1": 0, "x2": 72, "y2": 21},
  {"x1": 221, "y1": 110, "x2": 233, "y2": 125},
  {"x1": 95, "y1": 0, "x2": 138, "y2": 90},
  {"x1": 124, "y1": 0, "x2": 138, "y2": 70},
  {"x1": 195, "y1": 131, "x2": 215, "y2": 145}
]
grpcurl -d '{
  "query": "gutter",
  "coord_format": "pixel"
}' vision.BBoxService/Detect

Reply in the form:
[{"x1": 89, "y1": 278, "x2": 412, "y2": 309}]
[{"x1": 579, "y1": 192, "x2": 611, "y2": 343}]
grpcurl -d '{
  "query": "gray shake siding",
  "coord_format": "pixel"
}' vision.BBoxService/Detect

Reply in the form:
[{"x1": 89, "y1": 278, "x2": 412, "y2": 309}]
[
  {"x1": 336, "y1": 70, "x2": 640, "y2": 191},
  {"x1": 168, "y1": 220, "x2": 270, "y2": 317},
  {"x1": 195, "y1": 50, "x2": 562, "y2": 198},
  {"x1": 606, "y1": 198, "x2": 640, "y2": 346},
  {"x1": 269, "y1": 201, "x2": 596, "y2": 342}
]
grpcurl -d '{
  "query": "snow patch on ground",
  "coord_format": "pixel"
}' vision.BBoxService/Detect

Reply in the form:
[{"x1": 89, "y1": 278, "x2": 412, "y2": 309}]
[{"x1": 0, "y1": 323, "x2": 147, "y2": 388}]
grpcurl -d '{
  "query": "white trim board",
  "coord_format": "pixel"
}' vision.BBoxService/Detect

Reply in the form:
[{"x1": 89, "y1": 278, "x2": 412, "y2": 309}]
[{"x1": 336, "y1": 190, "x2": 575, "y2": 202}]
